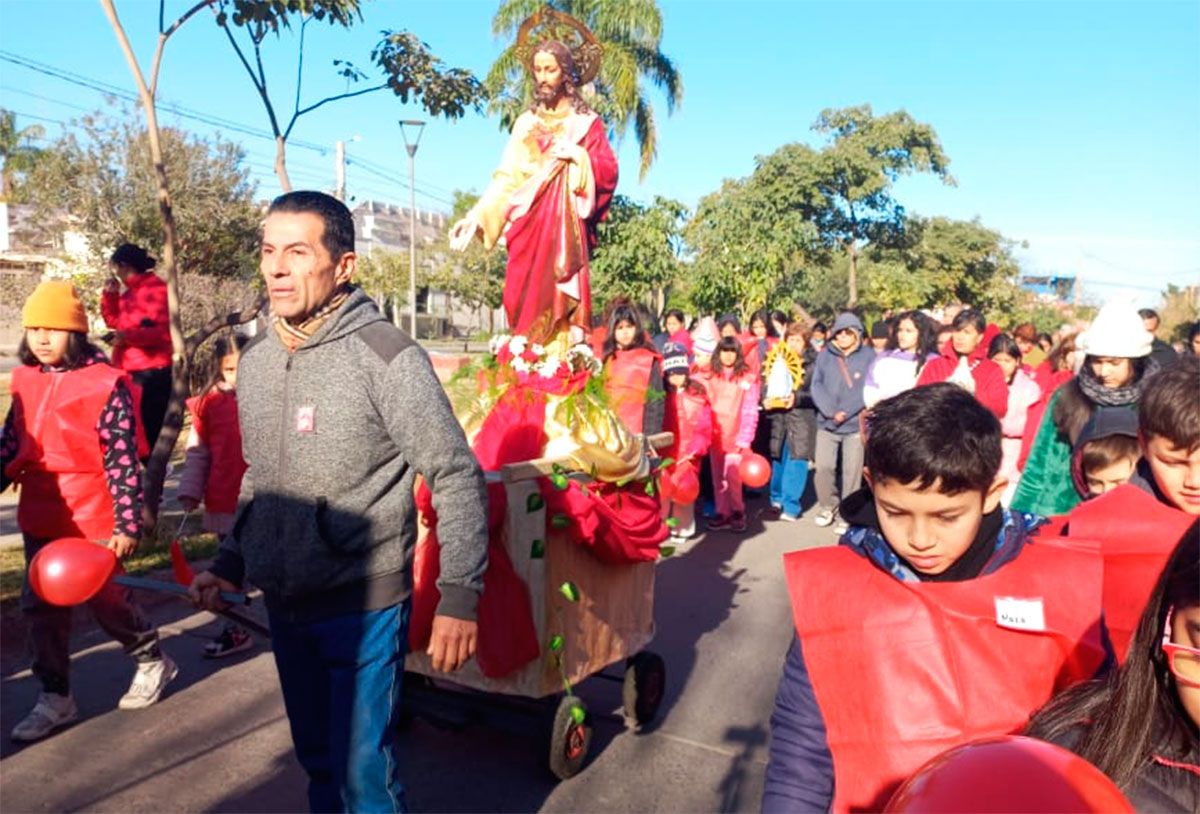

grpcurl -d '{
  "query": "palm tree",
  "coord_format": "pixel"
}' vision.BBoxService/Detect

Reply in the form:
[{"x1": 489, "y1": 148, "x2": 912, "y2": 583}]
[
  {"x1": 486, "y1": 0, "x2": 682, "y2": 181},
  {"x1": 0, "y1": 109, "x2": 46, "y2": 200}
]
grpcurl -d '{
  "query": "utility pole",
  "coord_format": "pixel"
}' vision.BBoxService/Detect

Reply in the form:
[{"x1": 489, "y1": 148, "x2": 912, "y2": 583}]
[
  {"x1": 399, "y1": 120, "x2": 425, "y2": 337},
  {"x1": 334, "y1": 139, "x2": 346, "y2": 201}
]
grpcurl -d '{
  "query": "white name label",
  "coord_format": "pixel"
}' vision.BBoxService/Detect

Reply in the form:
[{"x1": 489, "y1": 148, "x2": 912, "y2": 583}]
[{"x1": 994, "y1": 596, "x2": 1046, "y2": 632}]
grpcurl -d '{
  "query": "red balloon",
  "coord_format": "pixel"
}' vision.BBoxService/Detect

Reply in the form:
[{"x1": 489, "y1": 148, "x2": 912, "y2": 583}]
[
  {"x1": 886, "y1": 736, "x2": 1133, "y2": 813},
  {"x1": 672, "y1": 464, "x2": 701, "y2": 504},
  {"x1": 29, "y1": 538, "x2": 117, "y2": 607},
  {"x1": 738, "y1": 452, "x2": 771, "y2": 489}
]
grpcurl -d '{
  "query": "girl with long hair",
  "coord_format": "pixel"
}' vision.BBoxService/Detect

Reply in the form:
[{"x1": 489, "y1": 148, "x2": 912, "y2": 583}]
[
  {"x1": 1026, "y1": 525, "x2": 1200, "y2": 811},
  {"x1": 602, "y1": 301, "x2": 663, "y2": 435},
  {"x1": 700, "y1": 335, "x2": 760, "y2": 532},
  {"x1": 862, "y1": 309, "x2": 939, "y2": 407}
]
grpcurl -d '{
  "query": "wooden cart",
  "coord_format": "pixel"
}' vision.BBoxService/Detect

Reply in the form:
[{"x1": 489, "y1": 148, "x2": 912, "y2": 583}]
[{"x1": 403, "y1": 435, "x2": 671, "y2": 780}]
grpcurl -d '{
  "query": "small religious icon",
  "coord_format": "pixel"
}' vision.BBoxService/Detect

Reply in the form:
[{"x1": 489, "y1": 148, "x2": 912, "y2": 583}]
[{"x1": 761, "y1": 342, "x2": 805, "y2": 410}]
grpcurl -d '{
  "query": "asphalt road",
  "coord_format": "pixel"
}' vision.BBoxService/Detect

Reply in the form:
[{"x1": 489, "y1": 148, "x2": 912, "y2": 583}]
[{"x1": 0, "y1": 495, "x2": 835, "y2": 813}]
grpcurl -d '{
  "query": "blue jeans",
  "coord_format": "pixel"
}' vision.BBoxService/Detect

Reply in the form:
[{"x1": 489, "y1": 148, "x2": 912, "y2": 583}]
[
  {"x1": 269, "y1": 603, "x2": 410, "y2": 813},
  {"x1": 769, "y1": 447, "x2": 810, "y2": 518}
]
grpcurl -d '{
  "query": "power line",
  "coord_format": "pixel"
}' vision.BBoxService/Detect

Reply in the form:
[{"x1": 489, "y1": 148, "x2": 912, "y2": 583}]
[{"x1": 0, "y1": 50, "x2": 329, "y2": 154}]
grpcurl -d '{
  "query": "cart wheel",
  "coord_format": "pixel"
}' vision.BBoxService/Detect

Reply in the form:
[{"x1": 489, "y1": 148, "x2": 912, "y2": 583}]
[
  {"x1": 548, "y1": 695, "x2": 592, "y2": 780},
  {"x1": 623, "y1": 651, "x2": 666, "y2": 726}
]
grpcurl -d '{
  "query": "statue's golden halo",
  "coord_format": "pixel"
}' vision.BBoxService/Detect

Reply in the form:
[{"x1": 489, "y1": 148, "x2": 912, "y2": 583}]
[{"x1": 515, "y1": 7, "x2": 603, "y2": 87}]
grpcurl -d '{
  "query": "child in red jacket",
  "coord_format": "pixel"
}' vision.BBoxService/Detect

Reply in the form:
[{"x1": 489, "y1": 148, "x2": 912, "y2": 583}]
[
  {"x1": 178, "y1": 334, "x2": 253, "y2": 658},
  {"x1": 701, "y1": 336, "x2": 760, "y2": 532},
  {"x1": 3, "y1": 281, "x2": 176, "y2": 742},
  {"x1": 660, "y1": 342, "x2": 713, "y2": 540},
  {"x1": 916, "y1": 308, "x2": 1009, "y2": 418},
  {"x1": 602, "y1": 302, "x2": 663, "y2": 435}
]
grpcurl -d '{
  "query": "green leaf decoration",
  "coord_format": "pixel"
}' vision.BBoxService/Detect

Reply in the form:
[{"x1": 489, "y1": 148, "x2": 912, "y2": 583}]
[
  {"x1": 548, "y1": 634, "x2": 564, "y2": 653},
  {"x1": 526, "y1": 493, "x2": 544, "y2": 513},
  {"x1": 550, "y1": 513, "x2": 571, "y2": 529},
  {"x1": 530, "y1": 538, "x2": 545, "y2": 558},
  {"x1": 616, "y1": 477, "x2": 631, "y2": 488},
  {"x1": 656, "y1": 457, "x2": 675, "y2": 470},
  {"x1": 550, "y1": 473, "x2": 569, "y2": 491},
  {"x1": 570, "y1": 705, "x2": 586, "y2": 725},
  {"x1": 645, "y1": 479, "x2": 657, "y2": 496},
  {"x1": 665, "y1": 516, "x2": 679, "y2": 528},
  {"x1": 659, "y1": 544, "x2": 676, "y2": 557},
  {"x1": 559, "y1": 581, "x2": 580, "y2": 603}
]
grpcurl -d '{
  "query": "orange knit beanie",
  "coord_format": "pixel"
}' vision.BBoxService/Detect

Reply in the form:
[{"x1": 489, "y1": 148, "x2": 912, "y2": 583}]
[{"x1": 22, "y1": 280, "x2": 89, "y2": 333}]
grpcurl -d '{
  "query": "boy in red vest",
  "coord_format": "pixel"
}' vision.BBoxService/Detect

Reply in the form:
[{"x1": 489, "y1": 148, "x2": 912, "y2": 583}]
[
  {"x1": 1050, "y1": 355, "x2": 1199, "y2": 661},
  {"x1": 763, "y1": 383, "x2": 1109, "y2": 813}
]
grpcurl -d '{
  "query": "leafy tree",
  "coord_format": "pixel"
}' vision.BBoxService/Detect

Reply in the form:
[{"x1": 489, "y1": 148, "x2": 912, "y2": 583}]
[
  {"x1": 863, "y1": 216, "x2": 1023, "y2": 315},
  {"x1": 590, "y1": 194, "x2": 686, "y2": 314},
  {"x1": 0, "y1": 109, "x2": 46, "y2": 200},
  {"x1": 807, "y1": 105, "x2": 954, "y2": 307},
  {"x1": 22, "y1": 106, "x2": 260, "y2": 279},
  {"x1": 684, "y1": 150, "x2": 821, "y2": 315},
  {"x1": 486, "y1": 0, "x2": 682, "y2": 180},
  {"x1": 212, "y1": 0, "x2": 486, "y2": 190},
  {"x1": 1159, "y1": 283, "x2": 1199, "y2": 343}
]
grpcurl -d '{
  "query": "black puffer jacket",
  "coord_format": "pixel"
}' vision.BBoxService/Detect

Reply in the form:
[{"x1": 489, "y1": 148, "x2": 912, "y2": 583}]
[
  {"x1": 768, "y1": 348, "x2": 818, "y2": 461},
  {"x1": 1048, "y1": 723, "x2": 1200, "y2": 812}
]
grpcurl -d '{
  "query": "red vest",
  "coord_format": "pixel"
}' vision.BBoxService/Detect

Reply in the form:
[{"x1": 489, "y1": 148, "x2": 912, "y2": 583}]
[
  {"x1": 704, "y1": 368, "x2": 755, "y2": 451},
  {"x1": 664, "y1": 386, "x2": 712, "y2": 461},
  {"x1": 7, "y1": 363, "x2": 127, "y2": 540},
  {"x1": 784, "y1": 542, "x2": 1105, "y2": 812},
  {"x1": 604, "y1": 347, "x2": 658, "y2": 434},
  {"x1": 1055, "y1": 484, "x2": 1195, "y2": 662},
  {"x1": 186, "y1": 389, "x2": 248, "y2": 514}
]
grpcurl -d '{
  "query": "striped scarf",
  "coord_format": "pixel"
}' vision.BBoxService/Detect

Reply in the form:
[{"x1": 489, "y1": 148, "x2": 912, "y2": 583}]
[{"x1": 273, "y1": 285, "x2": 352, "y2": 352}]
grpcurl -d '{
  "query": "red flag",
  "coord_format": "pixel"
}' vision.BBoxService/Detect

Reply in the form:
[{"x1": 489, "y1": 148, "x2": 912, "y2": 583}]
[{"x1": 170, "y1": 538, "x2": 195, "y2": 585}]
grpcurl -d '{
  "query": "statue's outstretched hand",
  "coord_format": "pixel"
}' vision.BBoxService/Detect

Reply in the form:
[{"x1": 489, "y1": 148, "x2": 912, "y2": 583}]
[{"x1": 449, "y1": 217, "x2": 479, "y2": 252}]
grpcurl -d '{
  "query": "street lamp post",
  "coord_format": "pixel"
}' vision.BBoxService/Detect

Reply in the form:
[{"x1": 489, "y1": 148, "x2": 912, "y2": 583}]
[{"x1": 399, "y1": 120, "x2": 426, "y2": 337}]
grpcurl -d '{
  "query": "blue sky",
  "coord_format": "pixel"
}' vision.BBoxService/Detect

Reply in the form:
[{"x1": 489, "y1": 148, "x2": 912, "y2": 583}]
[{"x1": 1, "y1": 0, "x2": 1197, "y2": 306}]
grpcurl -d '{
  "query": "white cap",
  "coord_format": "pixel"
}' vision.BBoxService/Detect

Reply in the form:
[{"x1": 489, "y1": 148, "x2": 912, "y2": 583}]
[{"x1": 1077, "y1": 300, "x2": 1153, "y2": 359}]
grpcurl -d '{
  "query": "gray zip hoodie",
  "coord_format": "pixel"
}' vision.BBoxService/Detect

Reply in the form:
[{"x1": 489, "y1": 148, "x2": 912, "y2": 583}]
[{"x1": 209, "y1": 288, "x2": 488, "y2": 622}]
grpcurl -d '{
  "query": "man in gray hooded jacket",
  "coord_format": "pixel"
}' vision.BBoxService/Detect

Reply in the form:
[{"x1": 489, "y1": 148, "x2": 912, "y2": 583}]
[
  {"x1": 810, "y1": 312, "x2": 875, "y2": 532},
  {"x1": 191, "y1": 191, "x2": 487, "y2": 812}
]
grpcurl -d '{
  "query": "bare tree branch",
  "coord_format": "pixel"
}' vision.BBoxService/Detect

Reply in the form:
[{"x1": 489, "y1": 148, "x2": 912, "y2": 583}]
[
  {"x1": 185, "y1": 297, "x2": 267, "y2": 356},
  {"x1": 285, "y1": 84, "x2": 387, "y2": 136}
]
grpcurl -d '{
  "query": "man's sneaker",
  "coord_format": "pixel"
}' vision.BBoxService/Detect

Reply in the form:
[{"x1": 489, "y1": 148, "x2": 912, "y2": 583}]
[
  {"x1": 730, "y1": 513, "x2": 747, "y2": 532},
  {"x1": 118, "y1": 656, "x2": 178, "y2": 710},
  {"x1": 708, "y1": 514, "x2": 732, "y2": 531},
  {"x1": 204, "y1": 625, "x2": 253, "y2": 659},
  {"x1": 11, "y1": 692, "x2": 78, "y2": 742},
  {"x1": 813, "y1": 507, "x2": 837, "y2": 527}
]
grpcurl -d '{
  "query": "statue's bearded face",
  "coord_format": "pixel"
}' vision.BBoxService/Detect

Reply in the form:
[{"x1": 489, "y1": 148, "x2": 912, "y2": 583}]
[{"x1": 533, "y1": 49, "x2": 565, "y2": 106}]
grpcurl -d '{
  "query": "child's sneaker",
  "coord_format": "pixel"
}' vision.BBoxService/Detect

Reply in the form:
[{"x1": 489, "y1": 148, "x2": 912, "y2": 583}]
[
  {"x1": 813, "y1": 506, "x2": 837, "y2": 527},
  {"x1": 118, "y1": 656, "x2": 178, "y2": 709},
  {"x1": 11, "y1": 692, "x2": 77, "y2": 742},
  {"x1": 730, "y1": 513, "x2": 747, "y2": 532},
  {"x1": 833, "y1": 519, "x2": 850, "y2": 535},
  {"x1": 780, "y1": 512, "x2": 799, "y2": 522},
  {"x1": 204, "y1": 625, "x2": 253, "y2": 659},
  {"x1": 707, "y1": 514, "x2": 732, "y2": 531}
]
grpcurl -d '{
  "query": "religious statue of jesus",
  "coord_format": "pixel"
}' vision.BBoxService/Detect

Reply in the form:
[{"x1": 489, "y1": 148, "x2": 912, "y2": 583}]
[{"x1": 449, "y1": 18, "x2": 618, "y2": 344}]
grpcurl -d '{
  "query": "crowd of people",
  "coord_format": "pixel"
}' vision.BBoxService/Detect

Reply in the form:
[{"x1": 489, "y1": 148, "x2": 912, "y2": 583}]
[
  {"x1": 4, "y1": 195, "x2": 1199, "y2": 810},
  {"x1": 595, "y1": 296, "x2": 1200, "y2": 809}
]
